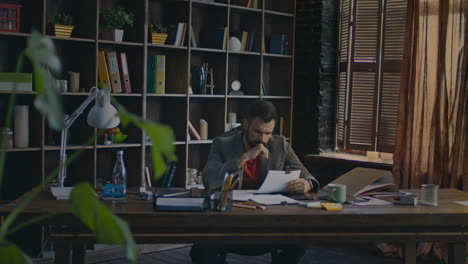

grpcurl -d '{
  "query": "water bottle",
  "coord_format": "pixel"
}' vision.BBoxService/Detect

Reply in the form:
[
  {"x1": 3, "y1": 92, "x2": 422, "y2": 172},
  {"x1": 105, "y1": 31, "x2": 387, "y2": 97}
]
[{"x1": 112, "y1": 150, "x2": 127, "y2": 203}]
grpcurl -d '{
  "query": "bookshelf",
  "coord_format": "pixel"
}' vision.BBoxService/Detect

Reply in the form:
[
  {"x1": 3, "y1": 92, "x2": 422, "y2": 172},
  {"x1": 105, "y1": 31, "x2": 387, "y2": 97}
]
[{"x1": 0, "y1": 0, "x2": 295, "y2": 197}]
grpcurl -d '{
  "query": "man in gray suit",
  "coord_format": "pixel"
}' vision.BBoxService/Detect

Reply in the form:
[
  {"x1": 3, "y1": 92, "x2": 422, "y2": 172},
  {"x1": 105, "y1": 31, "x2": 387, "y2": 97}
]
[{"x1": 190, "y1": 99, "x2": 318, "y2": 264}]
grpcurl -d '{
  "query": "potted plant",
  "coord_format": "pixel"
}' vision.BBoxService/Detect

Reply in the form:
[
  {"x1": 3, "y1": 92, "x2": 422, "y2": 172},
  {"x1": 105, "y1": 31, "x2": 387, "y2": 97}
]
[
  {"x1": 100, "y1": 7, "x2": 134, "y2": 42},
  {"x1": 149, "y1": 23, "x2": 167, "y2": 44},
  {"x1": 52, "y1": 13, "x2": 74, "y2": 38}
]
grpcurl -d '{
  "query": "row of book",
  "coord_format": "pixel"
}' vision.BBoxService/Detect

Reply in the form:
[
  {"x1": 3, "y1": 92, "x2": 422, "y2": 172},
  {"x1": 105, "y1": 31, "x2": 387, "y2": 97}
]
[
  {"x1": 147, "y1": 55, "x2": 166, "y2": 94},
  {"x1": 231, "y1": 31, "x2": 255, "y2": 52},
  {"x1": 98, "y1": 51, "x2": 131, "y2": 93}
]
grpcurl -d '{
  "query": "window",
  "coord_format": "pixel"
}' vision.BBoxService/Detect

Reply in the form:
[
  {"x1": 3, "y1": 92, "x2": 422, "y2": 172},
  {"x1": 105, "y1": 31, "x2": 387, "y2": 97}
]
[{"x1": 336, "y1": 0, "x2": 407, "y2": 153}]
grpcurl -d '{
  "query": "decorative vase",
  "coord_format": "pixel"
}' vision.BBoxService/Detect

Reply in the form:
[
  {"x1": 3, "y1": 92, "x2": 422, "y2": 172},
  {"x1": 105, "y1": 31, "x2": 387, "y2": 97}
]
[
  {"x1": 112, "y1": 29, "x2": 124, "y2": 42},
  {"x1": 54, "y1": 25, "x2": 74, "y2": 38},
  {"x1": 151, "y1": 33, "x2": 168, "y2": 44},
  {"x1": 228, "y1": 36, "x2": 241, "y2": 52},
  {"x1": 191, "y1": 66, "x2": 206, "y2": 94}
]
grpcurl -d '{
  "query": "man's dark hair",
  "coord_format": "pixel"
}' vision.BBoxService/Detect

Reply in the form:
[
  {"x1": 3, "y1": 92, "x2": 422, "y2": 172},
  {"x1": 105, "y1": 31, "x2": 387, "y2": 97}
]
[{"x1": 246, "y1": 100, "x2": 277, "y2": 123}]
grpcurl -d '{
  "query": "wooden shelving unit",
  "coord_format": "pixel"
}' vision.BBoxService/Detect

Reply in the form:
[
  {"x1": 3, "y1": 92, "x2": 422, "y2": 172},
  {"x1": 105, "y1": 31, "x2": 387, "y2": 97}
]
[{"x1": 0, "y1": 0, "x2": 295, "y2": 199}]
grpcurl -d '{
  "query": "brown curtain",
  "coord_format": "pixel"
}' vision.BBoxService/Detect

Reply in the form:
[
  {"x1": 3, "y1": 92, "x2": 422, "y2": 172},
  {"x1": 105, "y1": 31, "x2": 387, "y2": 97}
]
[{"x1": 393, "y1": 0, "x2": 467, "y2": 191}]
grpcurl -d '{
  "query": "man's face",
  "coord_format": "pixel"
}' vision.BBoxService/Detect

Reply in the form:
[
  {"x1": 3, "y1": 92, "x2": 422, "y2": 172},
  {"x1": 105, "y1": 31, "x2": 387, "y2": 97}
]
[{"x1": 244, "y1": 117, "x2": 276, "y2": 148}]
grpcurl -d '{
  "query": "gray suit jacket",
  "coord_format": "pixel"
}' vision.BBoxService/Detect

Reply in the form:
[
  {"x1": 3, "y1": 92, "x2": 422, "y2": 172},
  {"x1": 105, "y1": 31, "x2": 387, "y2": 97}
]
[{"x1": 202, "y1": 129, "x2": 319, "y2": 192}]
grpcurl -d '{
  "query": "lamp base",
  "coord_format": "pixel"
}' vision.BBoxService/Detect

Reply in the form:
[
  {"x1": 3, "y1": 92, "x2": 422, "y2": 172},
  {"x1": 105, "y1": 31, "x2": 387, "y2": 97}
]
[{"x1": 50, "y1": 187, "x2": 73, "y2": 200}]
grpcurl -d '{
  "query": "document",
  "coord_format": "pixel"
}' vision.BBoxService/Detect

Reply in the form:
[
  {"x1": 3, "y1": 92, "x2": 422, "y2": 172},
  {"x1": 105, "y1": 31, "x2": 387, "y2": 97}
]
[
  {"x1": 256, "y1": 170, "x2": 300, "y2": 194},
  {"x1": 250, "y1": 194, "x2": 298, "y2": 205}
]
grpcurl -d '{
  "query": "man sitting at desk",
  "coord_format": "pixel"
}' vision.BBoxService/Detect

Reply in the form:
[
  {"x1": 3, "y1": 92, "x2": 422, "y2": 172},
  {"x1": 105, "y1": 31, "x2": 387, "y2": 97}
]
[{"x1": 190, "y1": 99, "x2": 319, "y2": 264}]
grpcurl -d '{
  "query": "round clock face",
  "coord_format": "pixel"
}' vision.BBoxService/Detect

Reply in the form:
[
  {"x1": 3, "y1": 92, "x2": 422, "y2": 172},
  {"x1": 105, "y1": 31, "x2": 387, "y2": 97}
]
[{"x1": 231, "y1": 80, "x2": 241, "y2": 91}]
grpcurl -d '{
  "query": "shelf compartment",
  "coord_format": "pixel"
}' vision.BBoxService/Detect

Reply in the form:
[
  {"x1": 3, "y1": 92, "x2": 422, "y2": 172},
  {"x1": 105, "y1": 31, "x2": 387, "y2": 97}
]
[
  {"x1": 190, "y1": 50, "x2": 226, "y2": 95},
  {"x1": 19, "y1": 0, "x2": 43, "y2": 35},
  {"x1": 229, "y1": 7, "x2": 262, "y2": 53},
  {"x1": 228, "y1": 54, "x2": 261, "y2": 95},
  {"x1": 145, "y1": 144, "x2": 186, "y2": 188},
  {"x1": 187, "y1": 143, "x2": 210, "y2": 185},
  {"x1": 46, "y1": 0, "x2": 97, "y2": 39},
  {"x1": 264, "y1": 14, "x2": 294, "y2": 56},
  {"x1": 98, "y1": 44, "x2": 145, "y2": 94},
  {"x1": 53, "y1": 40, "x2": 97, "y2": 92},
  {"x1": 147, "y1": 48, "x2": 188, "y2": 95},
  {"x1": 262, "y1": 56, "x2": 292, "y2": 96},
  {"x1": 227, "y1": 97, "x2": 259, "y2": 124},
  {"x1": 98, "y1": 1, "x2": 146, "y2": 43},
  {"x1": 112, "y1": 96, "x2": 143, "y2": 144},
  {"x1": 149, "y1": 0, "x2": 189, "y2": 46},
  {"x1": 146, "y1": 97, "x2": 187, "y2": 142},
  {"x1": 97, "y1": 148, "x2": 142, "y2": 187},
  {"x1": 191, "y1": 2, "x2": 227, "y2": 50},
  {"x1": 264, "y1": 0, "x2": 294, "y2": 14},
  {"x1": 45, "y1": 149, "x2": 94, "y2": 186},
  {"x1": 189, "y1": 97, "x2": 225, "y2": 140},
  {"x1": 1, "y1": 152, "x2": 42, "y2": 200},
  {"x1": 0, "y1": 35, "x2": 29, "y2": 73}
]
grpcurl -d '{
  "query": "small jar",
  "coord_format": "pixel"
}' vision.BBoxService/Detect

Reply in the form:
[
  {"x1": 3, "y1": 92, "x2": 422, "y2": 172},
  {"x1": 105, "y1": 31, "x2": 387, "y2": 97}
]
[{"x1": 0, "y1": 128, "x2": 13, "y2": 149}]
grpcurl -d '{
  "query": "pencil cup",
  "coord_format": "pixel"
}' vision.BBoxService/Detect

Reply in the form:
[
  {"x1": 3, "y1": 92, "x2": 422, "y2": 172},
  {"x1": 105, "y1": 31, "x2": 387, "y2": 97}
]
[
  {"x1": 421, "y1": 184, "x2": 438, "y2": 205},
  {"x1": 214, "y1": 191, "x2": 233, "y2": 212}
]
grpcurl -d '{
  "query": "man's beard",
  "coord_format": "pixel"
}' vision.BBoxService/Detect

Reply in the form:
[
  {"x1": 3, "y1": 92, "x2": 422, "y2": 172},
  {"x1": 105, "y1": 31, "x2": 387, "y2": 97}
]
[{"x1": 246, "y1": 135, "x2": 261, "y2": 148}]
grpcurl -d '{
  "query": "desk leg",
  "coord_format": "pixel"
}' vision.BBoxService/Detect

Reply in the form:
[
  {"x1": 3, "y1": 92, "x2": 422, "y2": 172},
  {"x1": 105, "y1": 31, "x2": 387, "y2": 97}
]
[
  {"x1": 403, "y1": 241, "x2": 417, "y2": 264},
  {"x1": 448, "y1": 242, "x2": 466, "y2": 264},
  {"x1": 71, "y1": 244, "x2": 86, "y2": 264},
  {"x1": 54, "y1": 243, "x2": 71, "y2": 264}
]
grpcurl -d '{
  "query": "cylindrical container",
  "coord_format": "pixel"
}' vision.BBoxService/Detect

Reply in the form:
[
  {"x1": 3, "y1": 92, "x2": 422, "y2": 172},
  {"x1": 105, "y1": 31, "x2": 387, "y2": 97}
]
[
  {"x1": 14, "y1": 105, "x2": 29, "y2": 148},
  {"x1": 112, "y1": 150, "x2": 127, "y2": 203},
  {"x1": 0, "y1": 128, "x2": 13, "y2": 149},
  {"x1": 421, "y1": 184, "x2": 439, "y2": 205},
  {"x1": 68, "y1": 72, "x2": 80, "y2": 92}
]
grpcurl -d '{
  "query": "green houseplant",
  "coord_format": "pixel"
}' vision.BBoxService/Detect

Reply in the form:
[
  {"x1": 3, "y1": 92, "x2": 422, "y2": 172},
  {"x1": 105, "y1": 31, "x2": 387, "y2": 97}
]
[
  {"x1": 52, "y1": 13, "x2": 74, "y2": 38},
  {"x1": 149, "y1": 23, "x2": 168, "y2": 44},
  {"x1": 100, "y1": 7, "x2": 135, "y2": 42},
  {"x1": 0, "y1": 30, "x2": 177, "y2": 263}
]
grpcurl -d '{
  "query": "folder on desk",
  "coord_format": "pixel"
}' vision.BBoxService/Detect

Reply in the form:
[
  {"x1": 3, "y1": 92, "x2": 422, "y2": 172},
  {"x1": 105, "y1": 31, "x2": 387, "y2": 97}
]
[
  {"x1": 323, "y1": 167, "x2": 396, "y2": 202},
  {"x1": 153, "y1": 197, "x2": 208, "y2": 211}
]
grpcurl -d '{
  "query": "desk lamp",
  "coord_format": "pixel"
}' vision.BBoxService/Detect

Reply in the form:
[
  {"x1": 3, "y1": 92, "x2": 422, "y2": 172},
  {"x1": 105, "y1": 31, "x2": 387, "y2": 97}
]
[{"x1": 51, "y1": 87, "x2": 120, "y2": 199}]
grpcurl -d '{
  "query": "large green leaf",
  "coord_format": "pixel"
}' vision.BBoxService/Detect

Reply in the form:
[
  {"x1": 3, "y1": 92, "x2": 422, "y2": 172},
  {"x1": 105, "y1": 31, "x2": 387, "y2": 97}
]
[
  {"x1": 26, "y1": 30, "x2": 64, "y2": 131},
  {"x1": 117, "y1": 104, "x2": 177, "y2": 179},
  {"x1": 70, "y1": 183, "x2": 136, "y2": 262},
  {"x1": 0, "y1": 242, "x2": 33, "y2": 264}
]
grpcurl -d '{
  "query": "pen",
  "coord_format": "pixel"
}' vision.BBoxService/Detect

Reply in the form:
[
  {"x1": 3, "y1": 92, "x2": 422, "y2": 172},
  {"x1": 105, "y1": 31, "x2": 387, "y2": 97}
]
[
  {"x1": 163, "y1": 191, "x2": 190, "y2": 197},
  {"x1": 233, "y1": 204, "x2": 257, "y2": 209},
  {"x1": 234, "y1": 203, "x2": 266, "y2": 210}
]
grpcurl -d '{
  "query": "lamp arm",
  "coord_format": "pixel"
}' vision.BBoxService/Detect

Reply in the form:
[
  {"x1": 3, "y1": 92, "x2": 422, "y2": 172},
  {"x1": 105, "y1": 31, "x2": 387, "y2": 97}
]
[{"x1": 58, "y1": 87, "x2": 99, "y2": 187}]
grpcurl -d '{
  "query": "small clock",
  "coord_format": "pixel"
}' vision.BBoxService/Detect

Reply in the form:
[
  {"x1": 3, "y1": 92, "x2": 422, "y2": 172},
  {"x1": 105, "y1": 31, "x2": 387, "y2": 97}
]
[{"x1": 231, "y1": 80, "x2": 241, "y2": 91}]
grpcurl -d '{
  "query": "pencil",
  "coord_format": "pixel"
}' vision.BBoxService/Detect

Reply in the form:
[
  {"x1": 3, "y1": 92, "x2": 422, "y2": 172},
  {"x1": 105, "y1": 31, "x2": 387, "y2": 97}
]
[{"x1": 233, "y1": 204, "x2": 257, "y2": 209}]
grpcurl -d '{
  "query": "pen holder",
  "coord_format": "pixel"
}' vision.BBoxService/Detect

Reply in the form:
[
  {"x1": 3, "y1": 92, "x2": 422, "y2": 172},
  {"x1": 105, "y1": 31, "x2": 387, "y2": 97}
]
[{"x1": 213, "y1": 191, "x2": 233, "y2": 212}]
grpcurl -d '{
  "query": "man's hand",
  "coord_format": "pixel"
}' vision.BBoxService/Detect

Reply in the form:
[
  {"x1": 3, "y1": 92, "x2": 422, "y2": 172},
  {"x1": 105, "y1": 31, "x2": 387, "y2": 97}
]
[
  {"x1": 285, "y1": 178, "x2": 312, "y2": 194},
  {"x1": 237, "y1": 144, "x2": 269, "y2": 168}
]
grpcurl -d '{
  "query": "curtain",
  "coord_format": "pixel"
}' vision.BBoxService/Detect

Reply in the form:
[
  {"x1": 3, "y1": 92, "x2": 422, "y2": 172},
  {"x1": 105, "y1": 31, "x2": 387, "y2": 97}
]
[{"x1": 393, "y1": 0, "x2": 467, "y2": 191}]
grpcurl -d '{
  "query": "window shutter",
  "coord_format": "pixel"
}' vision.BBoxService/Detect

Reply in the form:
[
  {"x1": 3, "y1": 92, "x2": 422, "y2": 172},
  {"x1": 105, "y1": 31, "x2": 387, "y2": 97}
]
[
  {"x1": 346, "y1": 0, "x2": 381, "y2": 151},
  {"x1": 336, "y1": 0, "x2": 352, "y2": 148},
  {"x1": 377, "y1": 0, "x2": 407, "y2": 152}
]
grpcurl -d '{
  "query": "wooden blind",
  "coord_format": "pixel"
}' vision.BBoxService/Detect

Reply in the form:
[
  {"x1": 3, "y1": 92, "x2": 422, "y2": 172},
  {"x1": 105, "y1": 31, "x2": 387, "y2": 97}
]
[{"x1": 336, "y1": 0, "x2": 406, "y2": 152}]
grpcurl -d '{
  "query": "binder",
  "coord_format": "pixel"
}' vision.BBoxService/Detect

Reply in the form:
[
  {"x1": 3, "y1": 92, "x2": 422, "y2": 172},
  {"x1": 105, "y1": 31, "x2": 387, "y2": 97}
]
[
  {"x1": 106, "y1": 51, "x2": 123, "y2": 93},
  {"x1": 117, "y1": 52, "x2": 131, "y2": 93},
  {"x1": 146, "y1": 55, "x2": 156, "y2": 93},
  {"x1": 97, "y1": 51, "x2": 111, "y2": 91},
  {"x1": 155, "y1": 55, "x2": 166, "y2": 94}
]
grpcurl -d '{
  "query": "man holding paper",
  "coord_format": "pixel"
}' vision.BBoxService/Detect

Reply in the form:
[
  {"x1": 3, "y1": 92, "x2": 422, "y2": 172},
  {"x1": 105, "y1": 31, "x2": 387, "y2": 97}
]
[
  {"x1": 190, "y1": 100, "x2": 318, "y2": 264},
  {"x1": 202, "y1": 99, "x2": 318, "y2": 194}
]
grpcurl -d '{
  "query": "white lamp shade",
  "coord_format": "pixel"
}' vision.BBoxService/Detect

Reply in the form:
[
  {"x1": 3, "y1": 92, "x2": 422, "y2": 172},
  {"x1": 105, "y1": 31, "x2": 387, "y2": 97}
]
[
  {"x1": 87, "y1": 104, "x2": 120, "y2": 129},
  {"x1": 87, "y1": 88, "x2": 120, "y2": 129}
]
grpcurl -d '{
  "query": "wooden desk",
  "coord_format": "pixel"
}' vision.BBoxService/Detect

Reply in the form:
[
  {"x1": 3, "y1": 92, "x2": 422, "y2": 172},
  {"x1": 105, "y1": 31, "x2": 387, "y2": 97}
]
[{"x1": 2, "y1": 189, "x2": 468, "y2": 264}]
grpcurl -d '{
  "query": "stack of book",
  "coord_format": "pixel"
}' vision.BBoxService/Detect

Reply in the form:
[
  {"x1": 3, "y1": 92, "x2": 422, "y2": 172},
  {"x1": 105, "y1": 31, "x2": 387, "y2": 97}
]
[{"x1": 97, "y1": 51, "x2": 132, "y2": 93}]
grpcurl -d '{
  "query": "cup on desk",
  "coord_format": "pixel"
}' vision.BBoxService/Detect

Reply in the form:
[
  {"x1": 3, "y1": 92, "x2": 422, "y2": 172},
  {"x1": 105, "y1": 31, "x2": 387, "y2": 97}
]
[
  {"x1": 421, "y1": 184, "x2": 439, "y2": 206},
  {"x1": 327, "y1": 184, "x2": 346, "y2": 204},
  {"x1": 213, "y1": 191, "x2": 233, "y2": 212}
]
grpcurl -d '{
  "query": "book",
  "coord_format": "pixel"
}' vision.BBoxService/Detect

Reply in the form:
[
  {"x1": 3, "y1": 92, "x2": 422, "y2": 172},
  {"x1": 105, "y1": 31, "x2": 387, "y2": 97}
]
[
  {"x1": 240, "y1": 31, "x2": 248, "y2": 51},
  {"x1": 161, "y1": 162, "x2": 177, "y2": 188},
  {"x1": 214, "y1": 27, "x2": 227, "y2": 50},
  {"x1": 190, "y1": 25, "x2": 197, "y2": 47},
  {"x1": 147, "y1": 55, "x2": 156, "y2": 93},
  {"x1": 175, "y1": 23, "x2": 186, "y2": 46},
  {"x1": 0, "y1": 72, "x2": 32, "y2": 91},
  {"x1": 188, "y1": 120, "x2": 201, "y2": 140},
  {"x1": 246, "y1": 31, "x2": 255, "y2": 52},
  {"x1": 106, "y1": 51, "x2": 123, "y2": 93},
  {"x1": 117, "y1": 52, "x2": 131, "y2": 93},
  {"x1": 155, "y1": 55, "x2": 166, "y2": 94},
  {"x1": 269, "y1": 34, "x2": 285, "y2": 55},
  {"x1": 179, "y1": 23, "x2": 187, "y2": 46},
  {"x1": 97, "y1": 51, "x2": 111, "y2": 91},
  {"x1": 166, "y1": 24, "x2": 178, "y2": 45}
]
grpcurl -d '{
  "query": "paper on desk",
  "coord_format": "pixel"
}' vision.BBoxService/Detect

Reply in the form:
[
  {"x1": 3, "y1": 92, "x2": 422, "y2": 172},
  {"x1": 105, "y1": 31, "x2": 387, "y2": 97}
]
[
  {"x1": 351, "y1": 197, "x2": 392, "y2": 206},
  {"x1": 256, "y1": 170, "x2": 300, "y2": 193},
  {"x1": 250, "y1": 194, "x2": 298, "y2": 205},
  {"x1": 455, "y1": 201, "x2": 468, "y2": 206},
  {"x1": 209, "y1": 190, "x2": 255, "y2": 201}
]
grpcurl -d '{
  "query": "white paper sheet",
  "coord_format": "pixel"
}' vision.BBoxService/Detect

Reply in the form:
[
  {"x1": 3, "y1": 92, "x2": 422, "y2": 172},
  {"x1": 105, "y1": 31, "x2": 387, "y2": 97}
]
[
  {"x1": 210, "y1": 190, "x2": 255, "y2": 201},
  {"x1": 351, "y1": 197, "x2": 393, "y2": 206},
  {"x1": 250, "y1": 194, "x2": 299, "y2": 205},
  {"x1": 255, "y1": 170, "x2": 300, "y2": 194},
  {"x1": 455, "y1": 201, "x2": 468, "y2": 206}
]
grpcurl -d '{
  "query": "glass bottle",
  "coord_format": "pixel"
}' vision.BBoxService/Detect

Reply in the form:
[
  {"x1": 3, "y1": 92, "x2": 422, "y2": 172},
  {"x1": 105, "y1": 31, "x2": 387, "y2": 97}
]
[
  {"x1": 0, "y1": 128, "x2": 13, "y2": 149},
  {"x1": 112, "y1": 150, "x2": 127, "y2": 203}
]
